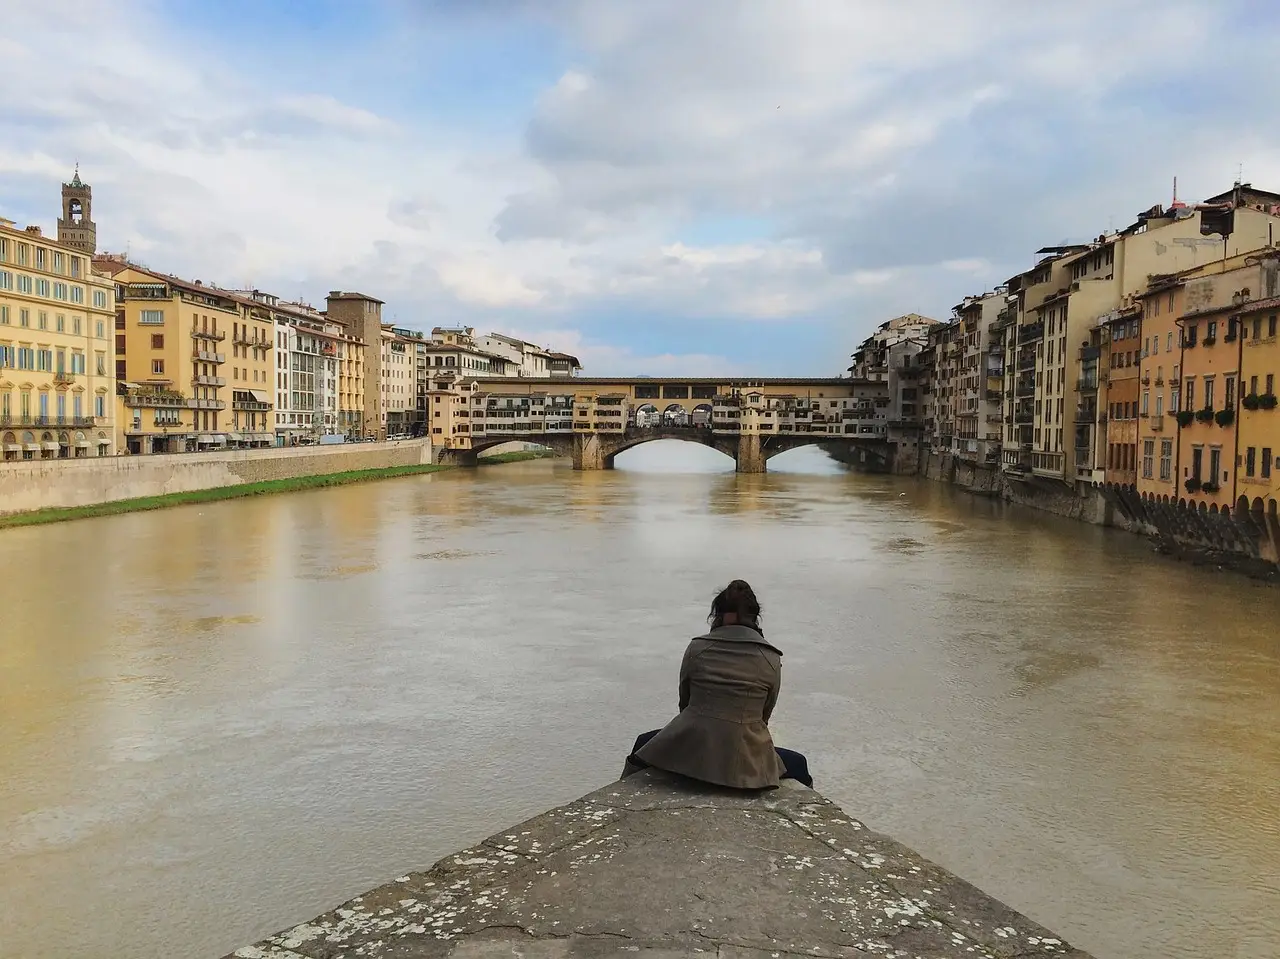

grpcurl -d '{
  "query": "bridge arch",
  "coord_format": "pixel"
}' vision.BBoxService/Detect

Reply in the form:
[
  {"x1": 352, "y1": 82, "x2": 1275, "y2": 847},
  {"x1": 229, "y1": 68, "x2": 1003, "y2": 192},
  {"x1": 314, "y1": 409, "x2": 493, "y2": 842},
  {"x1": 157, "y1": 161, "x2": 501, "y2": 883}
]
[
  {"x1": 634, "y1": 403, "x2": 659, "y2": 427},
  {"x1": 662, "y1": 404, "x2": 689, "y2": 426},
  {"x1": 603, "y1": 428, "x2": 735, "y2": 469}
]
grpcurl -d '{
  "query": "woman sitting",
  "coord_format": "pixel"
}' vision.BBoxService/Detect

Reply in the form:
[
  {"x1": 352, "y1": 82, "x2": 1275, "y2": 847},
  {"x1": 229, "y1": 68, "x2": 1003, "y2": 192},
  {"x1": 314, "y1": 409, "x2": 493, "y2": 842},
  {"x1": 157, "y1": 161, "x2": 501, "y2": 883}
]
[{"x1": 623, "y1": 580, "x2": 812, "y2": 790}]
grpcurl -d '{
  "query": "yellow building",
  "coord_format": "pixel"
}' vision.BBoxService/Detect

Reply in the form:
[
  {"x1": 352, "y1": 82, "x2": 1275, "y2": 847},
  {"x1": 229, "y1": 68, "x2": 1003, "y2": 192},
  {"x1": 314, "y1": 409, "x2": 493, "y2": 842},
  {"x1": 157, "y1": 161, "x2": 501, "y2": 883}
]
[
  {"x1": 97, "y1": 260, "x2": 274, "y2": 453},
  {"x1": 1133, "y1": 277, "x2": 1185, "y2": 500},
  {"x1": 1234, "y1": 282, "x2": 1280, "y2": 516},
  {"x1": 0, "y1": 209, "x2": 116, "y2": 461}
]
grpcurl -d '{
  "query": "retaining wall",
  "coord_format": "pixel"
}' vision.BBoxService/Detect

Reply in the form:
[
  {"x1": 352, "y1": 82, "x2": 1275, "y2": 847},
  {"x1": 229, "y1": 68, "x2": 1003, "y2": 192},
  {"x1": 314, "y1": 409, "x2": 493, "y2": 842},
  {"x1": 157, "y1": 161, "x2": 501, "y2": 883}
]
[{"x1": 0, "y1": 439, "x2": 432, "y2": 516}]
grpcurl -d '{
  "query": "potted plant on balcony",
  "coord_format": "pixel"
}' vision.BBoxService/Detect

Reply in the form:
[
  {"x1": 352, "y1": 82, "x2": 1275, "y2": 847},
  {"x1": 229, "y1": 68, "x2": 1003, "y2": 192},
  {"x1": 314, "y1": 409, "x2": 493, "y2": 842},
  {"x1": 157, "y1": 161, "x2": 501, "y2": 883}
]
[
  {"x1": 1175, "y1": 410, "x2": 1195, "y2": 427},
  {"x1": 1201, "y1": 480, "x2": 1221, "y2": 493},
  {"x1": 1194, "y1": 407, "x2": 1215, "y2": 423},
  {"x1": 1216, "y1": 408, "x2": 1235, "y2": 427},
  {"x1": 1203, "y1": 334, "x2": 1217, "y2": 346},
  {"x1": 1243, "y1": 393, "x2": 1262, "y2": 411},
  {"x1": 1185, "y1": 477, "x2": 1202, "y2": 493},
  {"x1": 1261, "y1": 393, "x2": 1279, "y2": 410}
]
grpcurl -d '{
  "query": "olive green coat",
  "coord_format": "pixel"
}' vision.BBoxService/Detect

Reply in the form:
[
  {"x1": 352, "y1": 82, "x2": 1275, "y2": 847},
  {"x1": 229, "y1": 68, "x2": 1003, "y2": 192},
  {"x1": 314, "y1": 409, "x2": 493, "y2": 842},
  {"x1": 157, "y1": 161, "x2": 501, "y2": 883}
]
[{"x1": 635, "y1": 624, "x2": 785, "y2": 789}]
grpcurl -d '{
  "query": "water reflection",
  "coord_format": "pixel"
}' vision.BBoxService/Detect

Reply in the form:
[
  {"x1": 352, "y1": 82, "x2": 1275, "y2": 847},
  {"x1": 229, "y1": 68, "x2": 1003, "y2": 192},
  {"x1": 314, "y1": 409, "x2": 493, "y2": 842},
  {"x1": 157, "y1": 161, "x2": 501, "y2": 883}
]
[{"x1": 0, "y1": 452, "x2": 1277, "y2": 959}]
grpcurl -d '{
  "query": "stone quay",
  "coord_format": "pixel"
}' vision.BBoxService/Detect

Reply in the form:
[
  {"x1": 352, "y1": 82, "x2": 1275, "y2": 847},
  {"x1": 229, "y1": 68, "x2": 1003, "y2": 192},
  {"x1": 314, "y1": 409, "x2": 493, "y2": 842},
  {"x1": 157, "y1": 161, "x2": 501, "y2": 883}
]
[{"x1": 228, "y1": 769, "x2": 1094, "y2": 959}]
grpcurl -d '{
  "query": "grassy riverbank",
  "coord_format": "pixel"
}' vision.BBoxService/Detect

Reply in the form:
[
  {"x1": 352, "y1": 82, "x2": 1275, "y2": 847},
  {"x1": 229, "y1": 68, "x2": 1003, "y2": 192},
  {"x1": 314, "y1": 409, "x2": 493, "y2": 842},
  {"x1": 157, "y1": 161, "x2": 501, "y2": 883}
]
[
  {"x1": 0, "y1": 463, "x2": 451, "y2": 530},
  {"x1": 477, "y1": 449, "x2": 560, "y2": 465}
]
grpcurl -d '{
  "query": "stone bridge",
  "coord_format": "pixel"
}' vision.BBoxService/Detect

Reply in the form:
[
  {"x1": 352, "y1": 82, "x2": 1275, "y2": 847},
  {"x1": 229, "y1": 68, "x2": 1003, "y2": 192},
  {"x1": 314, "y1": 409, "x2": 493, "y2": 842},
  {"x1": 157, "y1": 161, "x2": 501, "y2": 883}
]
[{"x1": 437, "y1": 426, "x2": 894, "y2": 473}]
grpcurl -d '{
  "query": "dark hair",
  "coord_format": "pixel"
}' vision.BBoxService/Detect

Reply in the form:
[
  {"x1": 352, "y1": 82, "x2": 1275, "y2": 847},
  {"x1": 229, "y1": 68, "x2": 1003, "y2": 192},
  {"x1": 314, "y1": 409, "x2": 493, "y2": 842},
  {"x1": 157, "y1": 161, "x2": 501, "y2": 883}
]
[{"x1": 709, "y1": 579, "x2": 761, "y2": 628}]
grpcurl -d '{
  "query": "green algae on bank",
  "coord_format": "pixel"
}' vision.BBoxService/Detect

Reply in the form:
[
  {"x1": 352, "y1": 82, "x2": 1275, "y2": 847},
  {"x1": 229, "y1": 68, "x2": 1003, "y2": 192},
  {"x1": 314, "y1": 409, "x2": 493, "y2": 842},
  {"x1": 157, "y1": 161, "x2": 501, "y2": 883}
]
[{"x1": 0, "y1": 463, "x2": 451, "y2": 530}]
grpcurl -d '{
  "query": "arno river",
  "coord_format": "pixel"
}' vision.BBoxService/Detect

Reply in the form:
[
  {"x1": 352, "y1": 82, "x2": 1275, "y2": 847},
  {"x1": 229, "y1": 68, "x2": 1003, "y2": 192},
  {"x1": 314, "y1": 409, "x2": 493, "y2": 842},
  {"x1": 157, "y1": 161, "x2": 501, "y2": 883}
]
[{"x1": 1, "y1": 445, "x2": 1277, "y2": 959}]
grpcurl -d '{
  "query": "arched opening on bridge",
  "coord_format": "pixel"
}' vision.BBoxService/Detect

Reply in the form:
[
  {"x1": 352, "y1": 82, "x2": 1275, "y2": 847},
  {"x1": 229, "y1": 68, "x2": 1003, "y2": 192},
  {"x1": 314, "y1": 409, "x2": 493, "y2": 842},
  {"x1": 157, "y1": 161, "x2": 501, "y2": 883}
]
[
  {"x1": 634, "y1": 403, "x2": 659, "y2": 427},
  {"x1": 612, "y1": 439, "x2": 735, "y2": 474},
  {"x1": 691, "y1": 403, "x2": 712, "y2": 427},
  {"x1": 662, "y1": 404, "x2": 689, "y2": 427},
  {"x1": 765, "y1": 444, "x2": 846, "y2": 475}
]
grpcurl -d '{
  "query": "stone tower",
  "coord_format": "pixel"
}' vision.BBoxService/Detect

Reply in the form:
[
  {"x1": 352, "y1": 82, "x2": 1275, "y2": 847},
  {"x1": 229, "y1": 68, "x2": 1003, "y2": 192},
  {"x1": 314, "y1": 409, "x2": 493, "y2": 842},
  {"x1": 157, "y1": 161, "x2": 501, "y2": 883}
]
[{"x1": 57, "y1": 165, "x2": 97, "y2": 254}]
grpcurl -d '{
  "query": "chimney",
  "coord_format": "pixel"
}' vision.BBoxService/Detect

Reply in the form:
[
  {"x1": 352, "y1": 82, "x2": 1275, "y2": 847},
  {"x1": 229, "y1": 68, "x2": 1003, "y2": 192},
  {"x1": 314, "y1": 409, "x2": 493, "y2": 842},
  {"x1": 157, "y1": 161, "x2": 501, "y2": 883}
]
[
  {"x1": 194, "y1": 280, "x2": 202, "y2": 287},
  {"x1": 24, "y1": 225, "x2": 42, "y2": 236}
]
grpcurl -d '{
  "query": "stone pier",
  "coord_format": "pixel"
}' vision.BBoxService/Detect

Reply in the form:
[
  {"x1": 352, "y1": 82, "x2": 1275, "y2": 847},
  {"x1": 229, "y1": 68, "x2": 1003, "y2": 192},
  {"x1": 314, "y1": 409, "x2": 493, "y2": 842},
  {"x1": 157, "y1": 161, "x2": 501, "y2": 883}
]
[{"x1": 228, "y1": 770, "x2": 1093, "y2": 959}]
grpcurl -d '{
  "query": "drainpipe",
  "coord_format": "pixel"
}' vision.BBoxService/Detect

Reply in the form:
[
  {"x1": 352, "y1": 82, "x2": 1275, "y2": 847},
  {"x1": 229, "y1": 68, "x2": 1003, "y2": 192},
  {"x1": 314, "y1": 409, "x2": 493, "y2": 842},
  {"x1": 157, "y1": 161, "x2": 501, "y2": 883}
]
[
  {"x1": 1174, "y1": 314, "x2": 1184, "y2": 494},
  {"x1": 1232, "y1": 303, "x2": 1245, "y2": 508}
]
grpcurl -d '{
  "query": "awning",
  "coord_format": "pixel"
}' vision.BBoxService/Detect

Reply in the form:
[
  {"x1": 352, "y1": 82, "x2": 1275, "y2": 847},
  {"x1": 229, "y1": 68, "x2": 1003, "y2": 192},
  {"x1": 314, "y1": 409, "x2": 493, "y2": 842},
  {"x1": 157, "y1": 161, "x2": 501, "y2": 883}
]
[
  {"x1": 225, "y1": 433, "x2": 243, "y2": 442},
  {"x1": 42, "y1": 441, "x2": 59, "y2": 451},
  {"x1": 24, "y1": 443, "x2": 40, "y2": 451},
  {"x1": 248, "y1": 389, "x2": 271, "y2": 404},
  {"x1": 75, "y1": 439, "x2": 90, "y2": 448}
]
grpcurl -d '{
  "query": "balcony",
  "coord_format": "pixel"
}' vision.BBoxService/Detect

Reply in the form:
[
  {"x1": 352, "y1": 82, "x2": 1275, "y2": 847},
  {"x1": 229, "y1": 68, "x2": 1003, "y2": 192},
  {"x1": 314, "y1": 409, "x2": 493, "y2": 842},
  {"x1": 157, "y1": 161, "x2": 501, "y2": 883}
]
[
  {"x1": 192, "y1": 327, "x2": 227, "y2": 341},
  {"x1": 121, "y1": 388, "x2": 186, "y2": 408},
  {"x1": 1018, "y1": 354, "x2": 1037, "y2": 372},
  {"x1": 233, "y1": 399, "x2": 271, "y2": 411},
  {"x1": 1014, "y1": 409, "x2": 1034, "y2": 425},
  {"x1": 193, "y1": 374, "x2": 226, "y2": 387},
  {"x1": 53, "y1": 371, "x2": 75, "y2": 386},
  {"x1": 1015, "y1": 377, "x2": 1036, "y2": 398},
  {"x1": 186, "y1": 398, "x2": 227, "y2": 411},
  {"x1": 1150, "y1": 416, "x2": 1164, "y2": 432},
  {"x1": 0, "y1": 415, "x2": 100, "y2": 428},
  {"x1": 195, "y1": 350, "x2": 226, "y2": 363},
  {"x1": 1020, "y1": 320, "x2": 1045, "y2": 342}
]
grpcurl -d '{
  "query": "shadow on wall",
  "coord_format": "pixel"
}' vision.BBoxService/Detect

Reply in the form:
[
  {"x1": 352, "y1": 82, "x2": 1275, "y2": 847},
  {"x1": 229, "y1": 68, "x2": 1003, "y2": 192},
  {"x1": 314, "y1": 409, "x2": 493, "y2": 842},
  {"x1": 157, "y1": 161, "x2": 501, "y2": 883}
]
[{"x1": 1105, "y1": 484, "x2": 1280, "y2": 579}]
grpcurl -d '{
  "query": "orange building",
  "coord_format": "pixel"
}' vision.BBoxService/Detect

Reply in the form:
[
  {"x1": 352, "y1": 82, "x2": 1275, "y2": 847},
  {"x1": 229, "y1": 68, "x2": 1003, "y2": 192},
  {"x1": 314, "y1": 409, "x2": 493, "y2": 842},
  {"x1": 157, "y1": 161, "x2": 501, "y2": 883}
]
[
  {"x1": 1135, "y1": 278, "x2": 1184, "y2": 500},
  {"x1": 1102, "y1": 305, "x2": 1141, "y2": 485},
  {"x1": 1174, "y1": 294, "x2": 1239, "y2": 509}
]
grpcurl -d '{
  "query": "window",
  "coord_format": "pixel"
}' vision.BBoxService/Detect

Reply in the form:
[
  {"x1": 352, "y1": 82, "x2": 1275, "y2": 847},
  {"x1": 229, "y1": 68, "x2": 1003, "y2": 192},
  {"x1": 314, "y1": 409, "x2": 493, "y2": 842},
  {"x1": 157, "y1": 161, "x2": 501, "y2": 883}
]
[
  {"x1": 16, "y1": 244, "x2": 27, "y2": 266},
  {"x1": 1209, "y1": 447, "x2": 1222, "y2": 485},
  {"x1": 1247, "y1": 446, "x2": 1257, "y2": 477},
  {"x1": 53, "y1": 282, "x2": 68, "y2": 301},
  {"x1": 1166, "y1": 331, "x2": 1173, "y2": 352},
  {"x1": 71, "y1": 286, "x2": 84, "y2": 304},
  {"x1": 1142, "y1": 440, "x2": 1154, "y2": 478},
  {"x1": 56, "y1": 314, "x2": 65, "y2": 333},
  {"x1": 152, "y1": 359, "x2": 165, "y2": 375},
  {"x1": 1159, "y1": 440, "x2": 1173, "y2": 480},
  {"x1": 1254, "y1": 317, "x2": 1263, "y2": 339},
  {"x1": 93, "y1": 289, "x2": 108, "y2": 309},
  {"x1": 16, "y1": 275, "x2": 31, "y2": 294},
  {"x1": 1141, "y1": 391, "x2": 1149, "y2": 415},
  {"x1": 95, "y1": 395, "x2": 105, "y2": 418},
  {"x1": 1265, "y1": 448, "x2": 1273, "y2": 479},
  {"x1": 35, "y1": 247, "x2": 46, "y2": 270},
  {"x1": 0, "y1": 306, "x2": 7, "y2": 325},
  {"x1": 1272, "y1": 314, "x2": 1278, "y2": 338},
  {"x1": 1203, "y1": 377, "x2": 1215, "y2": 409},
  {"x1": 1269, "y1": 374, "x2": 1276, "y2": 396},
  {"x1": 1207, "y1": 320, "x2": 1217, "y2": 340},
  {"x1": 72, "y1": 352, "x2": 85, "y2": 375},
  {"x1": 1225, "y1": 376, "x2": 1236, "y2": 408},
  {"x1": 1251, "y1": 375, "x2": 1259, "y2": 395},
  {"x1": 71, "y1": 257, "x2": 81, "y2": 278},
  {"x1": 1191, "y1": 446, "x2": 1204, "y2": 481},
  {"x1": 0, "y1": 270, "x2": 10, "y2": 290},
  {"x1": 95, "y1": 319, "x2": 104, "y2": 338},
  {"x1": 35, "y1": 278, "x2": 50, "y2": 297},
  {"x1": 151, "y1": 334, "x2": 164, "y2": 349},
  {"x1": 96, "y1": 352, "x2": 105, "y2": 375},
  {"x1": 139, "y1": 310, "x2": 164, "y2": 325},
  {"x1": 1156, "y1": 392, "x2": 1164, "y2": 415}
]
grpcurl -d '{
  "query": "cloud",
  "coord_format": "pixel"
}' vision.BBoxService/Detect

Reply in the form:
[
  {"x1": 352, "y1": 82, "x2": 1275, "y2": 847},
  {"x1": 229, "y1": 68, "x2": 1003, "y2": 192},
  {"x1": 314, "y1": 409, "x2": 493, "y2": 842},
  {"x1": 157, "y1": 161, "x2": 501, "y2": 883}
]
[{"x1": 2, "y1": 0, "x2": 1279, "y2": 377}]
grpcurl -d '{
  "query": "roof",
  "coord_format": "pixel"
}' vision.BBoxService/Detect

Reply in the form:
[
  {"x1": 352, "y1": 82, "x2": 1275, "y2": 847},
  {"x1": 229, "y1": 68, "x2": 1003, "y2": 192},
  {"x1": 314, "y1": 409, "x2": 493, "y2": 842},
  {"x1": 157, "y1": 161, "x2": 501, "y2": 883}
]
[
  {"x1": 547, "y1": 352, "x2": 583, "y2": 366},
  {"x1": 326, "y1": 291, "x2": 385, "y2": 305},
  {"x1": 467, "y1": 376, "x2": 871, "y2": 388}
]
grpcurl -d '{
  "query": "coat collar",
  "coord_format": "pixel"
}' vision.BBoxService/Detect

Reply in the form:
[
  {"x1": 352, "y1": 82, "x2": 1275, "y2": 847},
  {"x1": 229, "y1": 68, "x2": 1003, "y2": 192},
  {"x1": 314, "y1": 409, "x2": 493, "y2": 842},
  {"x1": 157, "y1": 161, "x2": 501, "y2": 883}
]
[{"x1": 696, "y1": 624, "x2": 783, "y2": 656}]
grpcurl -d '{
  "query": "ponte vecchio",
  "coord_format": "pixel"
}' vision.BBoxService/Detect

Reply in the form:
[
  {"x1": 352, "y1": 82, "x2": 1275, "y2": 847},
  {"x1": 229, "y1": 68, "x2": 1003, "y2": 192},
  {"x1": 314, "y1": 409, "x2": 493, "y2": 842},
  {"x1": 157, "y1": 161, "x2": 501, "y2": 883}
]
[{"x1": 425, "y1": 375, "x2": 901, "y2": 472}]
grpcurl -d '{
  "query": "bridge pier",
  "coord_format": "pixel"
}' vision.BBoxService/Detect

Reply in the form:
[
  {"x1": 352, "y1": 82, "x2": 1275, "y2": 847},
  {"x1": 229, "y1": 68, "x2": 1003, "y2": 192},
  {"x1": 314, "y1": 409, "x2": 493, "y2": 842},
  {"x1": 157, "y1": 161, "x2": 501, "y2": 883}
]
[
  {"x1": 736, "y1": 433, "x2": 766, "y2": 473},
  {"x1": 572, "y1": 433, "x2": 607, "y2": 471}
]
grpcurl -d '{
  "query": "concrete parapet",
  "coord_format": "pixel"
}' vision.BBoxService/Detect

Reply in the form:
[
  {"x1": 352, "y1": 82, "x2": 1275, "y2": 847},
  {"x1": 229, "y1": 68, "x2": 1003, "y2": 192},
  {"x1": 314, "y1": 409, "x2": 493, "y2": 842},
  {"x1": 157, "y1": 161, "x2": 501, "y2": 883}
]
[
  {"x1": 0, "y1": 439, "x2": 432, "y2": 516},
  {"x1": 228, "y1": 769, "x2": 1093, "y2": 959}
]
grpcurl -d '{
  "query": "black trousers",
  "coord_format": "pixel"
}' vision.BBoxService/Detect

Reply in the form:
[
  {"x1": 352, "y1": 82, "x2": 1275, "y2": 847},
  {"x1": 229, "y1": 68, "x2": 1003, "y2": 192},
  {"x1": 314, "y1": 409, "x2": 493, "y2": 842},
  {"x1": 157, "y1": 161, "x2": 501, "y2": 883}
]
[{"x1": 628, "y1": 729, "x2": 813, "y2": 789}]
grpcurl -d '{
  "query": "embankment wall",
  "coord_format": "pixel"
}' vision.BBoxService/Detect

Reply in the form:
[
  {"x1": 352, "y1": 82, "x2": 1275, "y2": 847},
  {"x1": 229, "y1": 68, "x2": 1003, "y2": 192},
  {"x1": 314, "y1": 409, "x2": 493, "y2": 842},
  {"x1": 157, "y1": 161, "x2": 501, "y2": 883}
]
[
  {"x1": 919, "y1": 452, "x2": 1280, "y2": 579},
  {"x1": 0, "y1": 439, "x2": 432, "y2": 516}
]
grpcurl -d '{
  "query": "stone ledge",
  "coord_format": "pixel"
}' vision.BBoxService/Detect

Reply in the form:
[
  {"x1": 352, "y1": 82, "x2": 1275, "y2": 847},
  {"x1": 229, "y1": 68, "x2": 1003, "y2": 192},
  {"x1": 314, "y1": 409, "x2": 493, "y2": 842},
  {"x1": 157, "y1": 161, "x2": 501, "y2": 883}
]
[{"x1": 228, "y1": 770, "x2": 1094, "y2": 959}]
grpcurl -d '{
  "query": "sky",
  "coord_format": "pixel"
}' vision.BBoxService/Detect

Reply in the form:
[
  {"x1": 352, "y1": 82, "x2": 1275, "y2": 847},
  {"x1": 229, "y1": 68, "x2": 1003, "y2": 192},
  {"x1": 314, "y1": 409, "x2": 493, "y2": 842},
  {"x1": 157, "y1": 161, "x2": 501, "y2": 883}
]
[{"x1": 3, "y1": 0, "x2": 1279, "y2": 376}]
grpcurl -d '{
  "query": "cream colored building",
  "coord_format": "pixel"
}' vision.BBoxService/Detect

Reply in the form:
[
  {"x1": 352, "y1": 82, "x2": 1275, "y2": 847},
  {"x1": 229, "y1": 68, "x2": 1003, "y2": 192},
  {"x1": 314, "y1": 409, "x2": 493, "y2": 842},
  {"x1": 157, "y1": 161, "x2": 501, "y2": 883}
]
[
  {"x1": 1, "y1": 190, "x2": 116, "y2": 461},
  {"x1": 381, "y1": 326, "x2": 419, "y2": 436}
]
